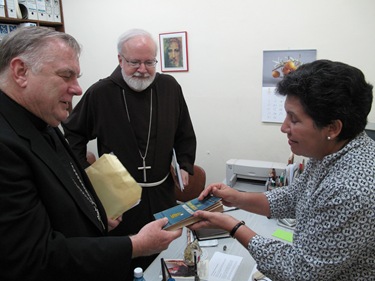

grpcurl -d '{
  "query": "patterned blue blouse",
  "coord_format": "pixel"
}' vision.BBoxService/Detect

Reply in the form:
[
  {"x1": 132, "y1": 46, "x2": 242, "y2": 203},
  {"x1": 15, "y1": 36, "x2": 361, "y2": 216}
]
[{"x1": 249, "y1": 132, "x2": 375, "y2": 280}]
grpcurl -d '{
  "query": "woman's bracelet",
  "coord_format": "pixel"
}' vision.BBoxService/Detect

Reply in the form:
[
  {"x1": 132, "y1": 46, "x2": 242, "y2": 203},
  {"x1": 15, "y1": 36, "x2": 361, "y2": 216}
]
[{"x1": 230, "y1": 220, "x2": 245, "y2": 238}]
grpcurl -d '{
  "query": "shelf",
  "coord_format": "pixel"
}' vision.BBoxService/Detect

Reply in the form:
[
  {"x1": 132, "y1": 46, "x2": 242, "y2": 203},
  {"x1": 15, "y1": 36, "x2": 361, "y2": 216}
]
[
  {"x1": 0, "y1": 1, "x2": 64, "y2": 32},
  {"x1": 0, "y1": 17, "x2": 64, "y2": 31}
]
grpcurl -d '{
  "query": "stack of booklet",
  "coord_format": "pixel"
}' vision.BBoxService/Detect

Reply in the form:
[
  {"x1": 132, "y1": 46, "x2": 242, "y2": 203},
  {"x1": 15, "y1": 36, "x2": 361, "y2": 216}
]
[{"x1": 153, "y1": 196, "x2": 224, "y2": 231}]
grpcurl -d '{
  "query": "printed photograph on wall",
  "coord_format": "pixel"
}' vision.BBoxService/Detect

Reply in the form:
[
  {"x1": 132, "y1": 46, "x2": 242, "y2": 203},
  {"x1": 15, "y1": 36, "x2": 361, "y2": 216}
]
[
  {"x1": 159, "y1": 31, "x2": 188, "y2": 72},
  {"x1": 262, "y1": 49, "x2": 317, "y2": 123}
]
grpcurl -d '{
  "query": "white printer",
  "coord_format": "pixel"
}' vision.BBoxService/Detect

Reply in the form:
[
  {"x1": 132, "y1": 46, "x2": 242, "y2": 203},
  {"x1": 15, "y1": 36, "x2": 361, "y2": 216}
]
[{"x1": 226, "y1": 159, "x2": 286, "y2": 187}]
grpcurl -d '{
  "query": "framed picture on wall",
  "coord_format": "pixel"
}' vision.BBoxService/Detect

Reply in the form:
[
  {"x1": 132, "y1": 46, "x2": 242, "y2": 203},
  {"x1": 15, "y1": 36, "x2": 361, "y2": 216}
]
[
  {"x1": 159, "y1": 31, "x2": 189, "y2": 72},
  {"x1": 261, "y1": 49, "x2": 317, "y2": 123}
]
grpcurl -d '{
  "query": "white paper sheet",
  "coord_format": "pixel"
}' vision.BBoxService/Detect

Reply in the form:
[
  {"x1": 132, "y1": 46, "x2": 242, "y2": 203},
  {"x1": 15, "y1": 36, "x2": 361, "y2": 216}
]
[{"x1": 208, "y1": 252, "x2": 243, "y2": 281}]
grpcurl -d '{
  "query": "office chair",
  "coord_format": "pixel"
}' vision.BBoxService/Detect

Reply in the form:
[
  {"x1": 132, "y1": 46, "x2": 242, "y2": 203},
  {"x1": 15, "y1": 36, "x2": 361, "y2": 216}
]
[{"x1": 171, "y1": 165, "x2": 206, "y2": 203}]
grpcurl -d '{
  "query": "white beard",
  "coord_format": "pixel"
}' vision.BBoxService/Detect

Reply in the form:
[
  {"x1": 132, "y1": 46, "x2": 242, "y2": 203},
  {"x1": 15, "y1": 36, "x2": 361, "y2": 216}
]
[{"x1": 122, "y1": 69, "x2": 155, "y2": 92}]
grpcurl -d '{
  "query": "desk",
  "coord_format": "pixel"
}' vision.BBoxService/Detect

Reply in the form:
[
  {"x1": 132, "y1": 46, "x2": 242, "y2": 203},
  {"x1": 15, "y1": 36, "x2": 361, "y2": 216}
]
[{"x1": 144, "y1": 210, "x2": 288, "y2": 280}]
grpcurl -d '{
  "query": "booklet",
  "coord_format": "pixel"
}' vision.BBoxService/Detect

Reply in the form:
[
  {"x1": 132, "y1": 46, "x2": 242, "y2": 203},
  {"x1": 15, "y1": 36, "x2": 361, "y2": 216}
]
[{"x1": 154, "y1": 195, "x2": 223, "y2": 231}]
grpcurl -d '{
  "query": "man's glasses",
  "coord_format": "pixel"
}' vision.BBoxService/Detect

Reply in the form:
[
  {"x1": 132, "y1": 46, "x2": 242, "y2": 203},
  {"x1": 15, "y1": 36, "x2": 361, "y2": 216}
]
[{"x1": 121, "y1": 55, "x2": 158, "y2": 68}]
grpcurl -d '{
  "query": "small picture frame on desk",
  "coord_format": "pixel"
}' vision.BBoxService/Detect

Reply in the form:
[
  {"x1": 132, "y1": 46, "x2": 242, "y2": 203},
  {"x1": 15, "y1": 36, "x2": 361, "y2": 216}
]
[
  {"x1": 159, "y1": 31, "x2": 189, "y2": 72},
  {"x1": 161, "y1": 258, "x2": 174, "y2": 281},
  {"x1": 161, "y1": 259, "x2": 209, "y2": 280}
]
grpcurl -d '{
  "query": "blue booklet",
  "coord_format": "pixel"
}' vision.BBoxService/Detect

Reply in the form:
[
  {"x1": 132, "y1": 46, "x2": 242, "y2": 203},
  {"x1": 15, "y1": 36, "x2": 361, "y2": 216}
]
[{"x1": 154, "y1": 196, "x2": 223, "y2": 231}]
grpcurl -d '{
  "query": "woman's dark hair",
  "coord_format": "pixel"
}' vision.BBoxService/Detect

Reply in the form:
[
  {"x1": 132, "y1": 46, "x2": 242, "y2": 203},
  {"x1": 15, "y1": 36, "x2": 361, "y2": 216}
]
[{"x1": 276, "y1": 59, "x2": 373, "y2": 141}]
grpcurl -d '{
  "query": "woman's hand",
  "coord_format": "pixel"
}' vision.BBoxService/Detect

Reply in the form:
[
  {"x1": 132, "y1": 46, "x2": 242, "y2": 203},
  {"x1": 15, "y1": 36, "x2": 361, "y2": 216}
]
[
  {"x1": 189, "y1": 210, "x2": 257, "y2": 248},
  {"x1": 198, "y1": 183, "x2": 240, "y2": 208},
  {"x1": 189, "y1": 210, "x2": 238, "y2": 232}
]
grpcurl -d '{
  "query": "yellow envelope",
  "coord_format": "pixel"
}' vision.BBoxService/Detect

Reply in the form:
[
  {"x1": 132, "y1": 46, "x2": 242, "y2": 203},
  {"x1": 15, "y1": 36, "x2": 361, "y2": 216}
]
[{"x1": 85, "y1": 154, "x2": 142, "y2": 220}]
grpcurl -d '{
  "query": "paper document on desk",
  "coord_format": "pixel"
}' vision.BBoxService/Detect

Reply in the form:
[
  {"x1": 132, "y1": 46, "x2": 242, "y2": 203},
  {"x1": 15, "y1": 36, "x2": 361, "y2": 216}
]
[{"x1": 209, "y1": 252, "x2": 243, "y2": 281}]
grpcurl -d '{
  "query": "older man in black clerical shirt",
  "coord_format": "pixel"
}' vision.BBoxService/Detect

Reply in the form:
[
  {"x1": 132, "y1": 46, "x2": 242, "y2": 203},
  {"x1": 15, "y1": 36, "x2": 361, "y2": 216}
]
[{"x1": 62, "y1": 28, "x2": 196, "y2": 280}]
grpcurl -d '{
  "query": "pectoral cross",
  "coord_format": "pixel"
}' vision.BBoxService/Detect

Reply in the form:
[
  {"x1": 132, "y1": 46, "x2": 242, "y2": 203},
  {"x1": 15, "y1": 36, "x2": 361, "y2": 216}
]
[{"x1": 138, "y1": 159, "x2": 151, "y2": 182}]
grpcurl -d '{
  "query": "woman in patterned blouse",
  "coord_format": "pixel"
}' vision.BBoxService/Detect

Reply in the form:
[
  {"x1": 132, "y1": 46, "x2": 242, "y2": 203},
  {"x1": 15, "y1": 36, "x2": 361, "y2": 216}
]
[{"x1": 190, "y1": 60, "x2": 375, "y2": 280}]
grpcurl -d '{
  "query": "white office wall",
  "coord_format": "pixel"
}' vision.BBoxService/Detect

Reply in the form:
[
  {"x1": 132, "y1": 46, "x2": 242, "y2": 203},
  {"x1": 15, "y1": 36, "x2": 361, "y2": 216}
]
[{"x1": 62, "y1": 0, "x2": 375, "y2": 184}]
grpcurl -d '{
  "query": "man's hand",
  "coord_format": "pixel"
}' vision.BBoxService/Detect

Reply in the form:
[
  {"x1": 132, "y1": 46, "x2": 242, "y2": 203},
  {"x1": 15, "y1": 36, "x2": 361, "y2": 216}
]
[
  {"x1": 108, "y1": 216, "x2": 122, "y2": 232},
  {"x1": 130, "y1": 218, "x2": 182, "y2": 258},
  {"x1": 181, "y1": 169, "x2": 189, "y2": 186}
]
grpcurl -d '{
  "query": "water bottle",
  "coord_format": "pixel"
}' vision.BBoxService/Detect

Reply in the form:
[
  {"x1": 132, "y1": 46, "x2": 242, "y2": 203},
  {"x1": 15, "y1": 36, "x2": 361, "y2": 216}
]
[{"x1": 133, "y1": 267, "x2": 146, "y2": 281}]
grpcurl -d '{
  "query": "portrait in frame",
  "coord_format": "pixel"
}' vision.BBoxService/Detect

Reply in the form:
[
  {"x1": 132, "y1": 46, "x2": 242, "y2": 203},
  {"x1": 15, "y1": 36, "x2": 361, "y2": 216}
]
[{"x1": 159, "y1": 31, "x2": 188, "y2": 72}]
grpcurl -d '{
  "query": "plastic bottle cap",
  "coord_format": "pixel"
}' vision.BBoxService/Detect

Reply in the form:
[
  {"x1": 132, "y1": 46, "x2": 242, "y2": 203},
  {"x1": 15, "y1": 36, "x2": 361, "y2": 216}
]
[{"x1": 134, "y1": 267, "x2": 143, "y2": 278}]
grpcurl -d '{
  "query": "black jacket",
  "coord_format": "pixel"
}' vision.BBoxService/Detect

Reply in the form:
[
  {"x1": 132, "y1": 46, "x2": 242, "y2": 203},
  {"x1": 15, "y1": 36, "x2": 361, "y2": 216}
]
[{"x1": 0, "y1": 91, "x2": 132, "y2": 281}]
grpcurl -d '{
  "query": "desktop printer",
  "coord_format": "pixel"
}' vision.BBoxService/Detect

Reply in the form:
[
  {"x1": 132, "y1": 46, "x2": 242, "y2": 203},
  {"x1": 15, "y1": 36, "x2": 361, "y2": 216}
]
[{"x1": 226, "y1": 159, "x2": 286, "y2": 187}]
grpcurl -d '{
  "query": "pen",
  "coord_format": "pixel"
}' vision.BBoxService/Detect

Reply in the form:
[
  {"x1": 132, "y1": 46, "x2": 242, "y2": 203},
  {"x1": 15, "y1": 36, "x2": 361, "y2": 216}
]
[
  {"x1": 223, "y1": 207, "x2": 239, "y2": 213},
  {"x1": 187, "y1": 228, "x2": 192, "y2": 244},
  {"x1": 194, "y1": 251, "x2": 200, "y2": 281}
]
